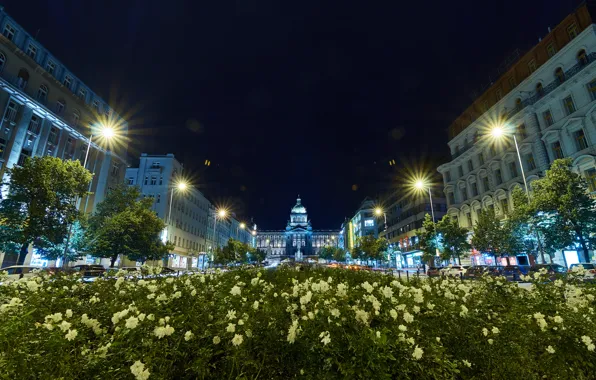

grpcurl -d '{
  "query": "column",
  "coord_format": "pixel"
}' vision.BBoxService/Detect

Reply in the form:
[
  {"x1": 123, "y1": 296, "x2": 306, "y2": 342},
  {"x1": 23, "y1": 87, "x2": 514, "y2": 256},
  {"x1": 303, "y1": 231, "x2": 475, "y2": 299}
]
[{"x1": 5, "y1": 106, "x2": 33, "y2": 169}]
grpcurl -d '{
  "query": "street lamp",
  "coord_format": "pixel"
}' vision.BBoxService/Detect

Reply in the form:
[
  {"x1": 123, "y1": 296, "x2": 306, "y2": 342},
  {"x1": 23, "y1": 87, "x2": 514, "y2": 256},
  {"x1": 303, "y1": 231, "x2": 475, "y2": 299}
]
[
  {"x1": 374, "y1": 207, "x2": 387, "y2": 231},
  {"x1": 414, "y1": 179, "x2": 435, "y2": 222},
  {"x1": 239, "y1": 222, "x2": 246, "y2": 229},
  {"x1": 490, "y1": 125, "x2": 530, "y2": 198},
  {"x1": 212, "y1": 208, "x2": 228, "y2": 251},
  {"x1": 168, "y1": 180, "x2": 190, "y2": 225}
]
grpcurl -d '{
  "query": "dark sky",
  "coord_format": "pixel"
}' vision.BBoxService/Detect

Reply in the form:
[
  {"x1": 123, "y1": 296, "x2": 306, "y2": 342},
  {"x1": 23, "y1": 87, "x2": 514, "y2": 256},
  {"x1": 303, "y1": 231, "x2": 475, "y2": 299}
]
[{"x1": 4, "y1": 0, "x2": 579, "y2": 229}]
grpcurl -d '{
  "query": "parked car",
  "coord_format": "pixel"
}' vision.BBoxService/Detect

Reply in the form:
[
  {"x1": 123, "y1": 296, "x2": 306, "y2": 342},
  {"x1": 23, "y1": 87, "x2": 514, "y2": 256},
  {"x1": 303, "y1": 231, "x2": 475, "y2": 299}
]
[
  {"x1": 1, "y1": 265, "x2": 40, "y2": 280},
  {"x1": 501, "y1": 265, "x2": 530, "y2": 281},
  {"x1": 464, "y1": 265, "x2": 500, "y2": 279},
  {"x1": 569, "y1": 263, "x2": 596, "y2": 281},
  {"x1": 71, "y1": 265, "x2": 106, "y2": 279},
  {"x1": 529, "y1": 264, "x2": 567, "y2": 281},
  {"x1": 442, "y1": 265, "x2": 465, "y2": 277},
  {"x1": 426, "y1": 267, "x2": 443, "y2": 277}
]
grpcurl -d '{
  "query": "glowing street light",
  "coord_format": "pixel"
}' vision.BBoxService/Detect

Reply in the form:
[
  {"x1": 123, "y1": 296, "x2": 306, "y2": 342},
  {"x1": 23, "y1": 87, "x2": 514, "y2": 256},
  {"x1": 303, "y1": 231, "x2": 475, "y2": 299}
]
[
  {"x1": 239, "y1": 222, "x2": 246, "y2": 229},
  {"x1": 168, "y1": 179, "x2": 190, "y2": 225},
  {"x1": 413, "y1": 178, "x2": 435, "y2": 222},
  {"x1": 374, "y1": 207, "x2": 387, "y2": 231},
  {"x1": 218, "y1": 209, "x2": 227, "y2": 218},
  {"x1": 212, "y1": 208, "x2": 229, "y2": 251},
  {"x1": 489, "y1": 124, "x2": 530, "y2": 198}
]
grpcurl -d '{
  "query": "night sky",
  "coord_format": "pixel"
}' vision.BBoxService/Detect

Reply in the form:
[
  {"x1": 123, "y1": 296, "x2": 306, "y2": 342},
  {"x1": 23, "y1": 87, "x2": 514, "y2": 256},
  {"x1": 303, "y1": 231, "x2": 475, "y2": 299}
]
[{"x1": 4, "y1": 0, "x2": 579, "y2": 229}]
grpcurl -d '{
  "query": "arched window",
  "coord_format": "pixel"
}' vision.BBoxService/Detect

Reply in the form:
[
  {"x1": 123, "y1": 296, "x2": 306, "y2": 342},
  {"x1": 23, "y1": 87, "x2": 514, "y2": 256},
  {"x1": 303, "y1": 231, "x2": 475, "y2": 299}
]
[
  {"x1": 17, "y1": 68, "x2": 29, "y2": 89},
  {"x1": 72, "y1": 109, "x2": 80, "y2": 127},
  {"x1": 0, "y1": 52, "x2": 5, "y2": 73},
  {"x1": 55, "y1": 99, "x2": 66, "y2": 114},
  {"x1": 555, "y1": 67, "x2": 565, "y2": 84},
  {"x1": 36, "y1": 84, "x2": 48, "y2": 102},
  {"x1": 578, "y1": 49, "x2": 588, "y2": 66},
  {"x1": 536, "y1": 83, "x2": 544, "y2": 98}
]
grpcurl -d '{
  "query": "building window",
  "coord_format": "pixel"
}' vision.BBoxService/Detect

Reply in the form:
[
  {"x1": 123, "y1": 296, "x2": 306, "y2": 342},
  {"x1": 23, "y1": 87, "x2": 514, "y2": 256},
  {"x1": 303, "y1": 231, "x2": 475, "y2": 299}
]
[
  {"x1": 546, "y1": 43, "x2": 557, "y2": 58},
  {"x1": 5, "y1": 101, "x2": 19, "y2": 122},
  {"x1": 526, "y1": 154, "x2": 536, "y2": 171},
  {"x1": 72, "y1": 110, "x2": 80, "y2": 127},
  {"x1": 536, "y1": 83, "x2": 544, "y2": 97},
  {"x1": 128, "y1": 177, "x2": 134, "y2": 185},
  {"x1": 509, "y1": 161, "x2": 518, "y2": 178},
  {"x1": 0, "y1": 52, "x2": 6, "y2": 73},
  {"x1": 27, "y1": 115, "x2": 41, "y2": 135},
  {"x1": 508, "y1": 76, "x2": 516, "y2": 90},
  {"x1": 47, "y1": 127, "x2": 59, "y2": 145},
  {"x1": 0, "y1": 137, "x2": 6, "y2": 159},
  {"x1": 543, "y1": 109, "x2": 554, "y2": 126},
  {"x1": 478, "y1": 152, "x2": 485, "y2": 166},
  {"x1": 18, "y1": 148, "x2": 31, "y2": 166},
  {"x1": 159, "y1": 175, "x2": 163, "y2": 185},
  {"x1": 157, "y1": 194, "x2": 161, "y2": 203},
  {"x1": 587, "y1": 79, "x2": 596, "y2": 100},
  {"x1": 495, "y1": 88, "x2": 503, "y2": 100},
  {"x1": 528, "y1": 59, "x2": 537, "y2": 74},
  {"x1": 495, "y1": 169, "x2": 502, "y2": 185},
  {"x1": 567, "y1": 23, "x2": 578, "y2": 39},
  {"x1": 92, "y1": 100, "x2": 100, "y2": 113},
  {"x1": 26, "y1": 44, "x2": 37, "y2": 59},
  {"x1": 144, "y1": 176, "x2": 148, "y2": 185},
  {"x1": 466, "y1": 213, "x2": 473, "y2": 226},
  {"x1": 150, "y1": 176, "x2": 157, "y2": 185},
  {"x1": 55, "y1": 100, "x2": 66, "y2": 115},
  {"x1": 62, "y1": 75, "x2": 72, "y2": 89},
  {"x1": 17, "y1": 68, "x2": 29, "y2": 89},
  {"x1": 78, "y1": 87, "x2": 86, "y2": 100},
  {"x1": 563, "y1": 95, "x2": 576, "y2": 115},
  {"x1": 468, "y1": 160, "x2": 474, "y2": 172},
  {"x1": 46, "y1": 60, "x2": 55, "y2": 75},
  {"x1": 574, "y1": 129, "x2": 588, "y2": 150},
  {"x1": 2, "y1": 24, "x2": 15, "y2": 40},
  {"x1": 111, "y1": 164, "x2": 119, "y2": 176},
  {"x1": 555, "y1": 67, "x2": 565, "y2": 84},
  {"x1": 460, "y1": 187, "x2": 467, "y2": 202},
  {"x1": 64, "y1": 137, "x2": 74, "y2": 159},
  {"x1": 500, "y1": 199, "x2": 508, "y2": 214},
  {"x1": 578, "y1": 49, "x2": 588, "y2": 66},
  {"x1": 458, "y1": 166, "x2": 464, "y2": 177},
  {"x1": 36, "y1": 84, "x2": 48, "y2": 102},
  {"x1": 552, "y1": 141, "x2": 564, "y2": 159},
  {"x1": 585, "y1": 168, "x2": 596, "y2": 192},
  {"x1": 471, "y1": 182, "x2": 478, "y2": 197},
  {"x1": 482, "y1": 176, "x2": 490, "y2": 192},
  {"x1": 517, "y1": 123, "x2": 527, "y2": 139}
]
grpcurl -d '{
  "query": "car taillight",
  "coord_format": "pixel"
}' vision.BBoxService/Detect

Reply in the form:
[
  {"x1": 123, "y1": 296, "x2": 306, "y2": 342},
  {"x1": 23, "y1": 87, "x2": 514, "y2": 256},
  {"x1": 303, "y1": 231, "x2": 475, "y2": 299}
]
[{"x1": 590, "y1": 269, "x2": 596, "y2": 274}]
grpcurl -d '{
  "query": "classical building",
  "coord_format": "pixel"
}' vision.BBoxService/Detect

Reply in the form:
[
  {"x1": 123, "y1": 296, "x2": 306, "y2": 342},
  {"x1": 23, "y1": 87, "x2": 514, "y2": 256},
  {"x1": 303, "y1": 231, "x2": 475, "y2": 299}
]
[
  {"x1": 437, "y1": 2, "x2": 596, "y2": 266},
  {"x1": 0, "y1": 7, "x2": 128, "y2": 268},
  {"x1": 126, "y1": 154, "x2": 252, "y2": 269},
  {"x1": 256, "y1": 197, "x2": 339, "y2": 260}
]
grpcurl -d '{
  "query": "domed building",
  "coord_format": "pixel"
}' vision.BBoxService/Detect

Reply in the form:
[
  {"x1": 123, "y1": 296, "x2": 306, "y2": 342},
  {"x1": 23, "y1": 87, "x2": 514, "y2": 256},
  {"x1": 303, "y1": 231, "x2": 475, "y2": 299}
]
[{"x1": 255, "y1": 196, "x2": 339, "y2": 260}]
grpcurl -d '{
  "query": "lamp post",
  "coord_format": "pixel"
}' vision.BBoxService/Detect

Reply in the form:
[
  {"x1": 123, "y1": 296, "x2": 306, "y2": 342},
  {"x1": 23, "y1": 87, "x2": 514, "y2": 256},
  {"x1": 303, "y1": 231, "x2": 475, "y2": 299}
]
[
  {"x1": 62, "y1": 125, "x2": 116, "y2": 266},
  {"x1": 374, "y1": 207, "x2": 387, "y2": 231},
  {"x1": 212, "y1": 208, "x2": 228, "y2": 252},
  {"x1": 414, "y1": 180, "x2": 436, "y2": 222}
]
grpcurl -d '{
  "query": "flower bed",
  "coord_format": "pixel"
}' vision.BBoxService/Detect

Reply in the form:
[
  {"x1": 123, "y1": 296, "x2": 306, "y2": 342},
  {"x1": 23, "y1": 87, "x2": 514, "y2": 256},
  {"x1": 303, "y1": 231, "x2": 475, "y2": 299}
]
[{"x1": 1, "y1": 267, "x2": 595, "y2": 379}]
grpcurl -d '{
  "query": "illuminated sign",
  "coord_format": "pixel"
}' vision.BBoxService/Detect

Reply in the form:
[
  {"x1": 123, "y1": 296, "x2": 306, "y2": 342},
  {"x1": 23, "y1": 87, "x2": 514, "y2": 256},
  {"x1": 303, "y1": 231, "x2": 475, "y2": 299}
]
[{"x1": 364, "y1": 219, "x2": 374, "y2": 227}]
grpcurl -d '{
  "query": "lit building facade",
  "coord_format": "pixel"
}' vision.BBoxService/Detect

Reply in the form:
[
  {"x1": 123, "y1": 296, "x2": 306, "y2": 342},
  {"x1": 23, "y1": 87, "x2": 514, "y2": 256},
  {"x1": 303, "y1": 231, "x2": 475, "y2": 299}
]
[
  {"x1": 0, "y1": 7, "x2": 128, "y2": 268},
  {"x1": 256, "y1": 197, "x2": 339, "y2": 260},
  {"x1": 437, "y1": 3, "x2": 596, "y2": 266}
]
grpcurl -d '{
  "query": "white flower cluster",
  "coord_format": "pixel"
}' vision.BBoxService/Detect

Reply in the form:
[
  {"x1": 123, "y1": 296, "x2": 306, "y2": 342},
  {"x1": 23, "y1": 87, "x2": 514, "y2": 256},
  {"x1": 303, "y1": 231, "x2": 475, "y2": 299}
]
[
  {"x1": 153, "y1": 325, "x2": 175, "y2": 339},
  {"x1": 130, "y1": 360, "x2": 150, "y2": 380},
  {"x1": 81, "y1": 314, "x2": 103, "y2": 335},
  {"x1": 581, "y1": 336, "x2": 595, "y2": 351},
  {"x1": 533, "y1": 312, "x2": 548, "y2": 331},
  {"x1": 319, "y1": 331, "x2": 331, "y2": 345}
]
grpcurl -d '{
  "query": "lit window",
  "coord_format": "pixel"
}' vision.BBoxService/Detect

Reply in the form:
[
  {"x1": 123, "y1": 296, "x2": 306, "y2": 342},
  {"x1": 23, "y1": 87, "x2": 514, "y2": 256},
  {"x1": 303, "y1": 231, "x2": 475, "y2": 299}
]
[
  {"x1": 36, "y1": 84, "x2": 48, "y2": 102},
  {"x1": 56, "y1": 99, "x2": 66, "y2": 115},
  {"x1": 526, "y1": 154, "x2": 536, "y2": 171},
  {"x1": 364, "y1": 219, "x2": 374, "y2": 227},
  {"x1": 63, "y1": 75, "x2": 72, "y2": 89},
  {"x1": 546, "y1": 43, "x2": 557, "y2": 58},
  {"x1": 46, "y1": 60, "x2": 55, "y2": 75},
  {"x1": 2, "y1": 24, "x2": 15, "y2": 41},
  {"x1": 78, "y1": 87, "x2": 87, "y2": 99},
  {"x1": 563, "y1": 95, "x2": 576, "y2": 115},
  {"x1": 567, "y1": 23, "x2": 578, "y2": 39},
  {"x1": 543, "y1": 109, "x2": 554, "y2": 126},
  {"x1": 528, "y1": 59, "x2": 537, "y2": 74},
  {"x1": 578, "y1": 49, "x2": 588, "y2": 66},
  {"x1": 552, "y1": 141, "x2": 564, "y2": 159},
  {"x1": 585, "y1": 168, "x2": 596, "y2": 192},
  {"x1": 27, "y1": 115, "x2": 41, "y2": 135},
  {"x1": 26, "y1": 44, "x2": 37, "y2": 59},
  {"x1": 574, "y1": 129, "x2": 588, "y2": 150},
  {"x1": 555, "y1": 67, "x2": 565, "y2": 84},
  {"x1": 0, "y1": 52, "x2": 5, "y2": 72},
  {"x1": 509, "y1": 161, "x2": 518, "y2": 178}
]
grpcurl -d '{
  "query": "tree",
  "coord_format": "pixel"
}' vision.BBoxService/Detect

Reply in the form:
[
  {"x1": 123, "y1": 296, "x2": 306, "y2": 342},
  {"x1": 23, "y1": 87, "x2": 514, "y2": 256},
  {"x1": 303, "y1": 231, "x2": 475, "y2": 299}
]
[
  {"x1": 86, "y1": 185, "x2": 172, "y2": 267},
  {"x1": 472, "y1": 208, "x2": 508, "y2": 261},
  {"x1": 437, "y1": 215, "x2": 471, "y2": 265},
  {"x1": 36, "y1": 219, "x2": 89, "y2": 262},
  {"x1": 317, "y1": 246, "x2": 335, "y2": 261},
  {"x1": 332, "y1": 247, "x2": 347, "y2": 262},
  {"x1": 418, "y1": 213, "x2": 439, "y2": 266},
  {"x1": 353, "y1": 235, "x2": 388, "y2": 266},
  {"x1": 0, "y1": 157, "x2": 91, "y2": 265},
  {"x1": 251, "y1": 247, "x2": 267, "y2": 264},
  {"x1": 530, "y1": 158, "x2": 596, "y2": 263}
]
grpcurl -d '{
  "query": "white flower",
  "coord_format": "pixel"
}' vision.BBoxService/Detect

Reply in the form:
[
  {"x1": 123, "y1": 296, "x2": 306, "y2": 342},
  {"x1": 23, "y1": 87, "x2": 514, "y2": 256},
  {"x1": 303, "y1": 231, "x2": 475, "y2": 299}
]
[
  {"x1": 213, "y1": 336, "x2": 221, "y2": 344},
  {"x1": 130, "y1": 360, "x2": 150, "y2": 380},
  {"x1": 59, "y1": 321, "x2": 72, "y2": 332},
  {"x1": 65, "y1": 329, "x2": 78, "y2": 341},
  {"x1": 300, "y1": 291, "x2": 313, "y2": 305},
  {"x1": 166, "y1": 277, "x2": 174, "y2": 284},
  {"x1": 381, "y1": 286, "x2": 393, "y2": 299},
  {"x1": 412, "y1": 346, "x2": 423, "y2": 360},
  {"x1": 184, "y1": 331, "x2": 194, "y2": 341},
  {"x1": 398, "y1": 325, "x2": 407, "y2": 332},
  {"x1": 147, "y1": 314, "x2": 155, "y2": 321},
  {"x1": 125, "y1": 316, "x2": 139, "y2": 329},
  {"x1": 354, "y1": 309, "x2": 369, "y2": 325},
  {"x1": 491, "y1": 327, "x2": 499, "y2": 334},
  {"x1": 460, "y1": 305, "x2": 468, "y2": 317},
  {"x1": 146, "y1": 293, "x2": 156, "y2": 300},
  {"x1": 238, "y1": 319, "x2": 245, "y2": 325},
  {"x1": 65, "y1": 309, "x2": 73, "y2": 318},
  {"x1": 553, "y1": 316, "x2": 563, "y2": 324},
  {"x1": 191, "y1": 289, "x2": 197, "y2": 296},
  {"x1": 482, "y1": 328, "x2": 488, "y2": 337},
  {"x1": 546, "y1": 346, "x2": 555, "y2": 354},
  {"x1": 588, "y1": 343, "x2": 595, "y2": 352},
  {"x1": 331, "y1": 308, "x2": 341, "y2": 318},
  {"x1": 227, "y1": 310, "x2": 237, "y2": 320},
  {"x1": 153, "y1": 325, "x2": 175, "y2": 339},
  {"x1": 376, "y1": 331, "x2": 381, "y2": 339},
  {"x1": 227, "y1": 323, "x2": 236, "y2": 333},
  {"x1": 115, "y1": 277, "x2": 125, "y2": 289},
  {"x1": 230, "y1": 286, "x2": 242, "y2": 296},
  {"x1": 436, "y1": 337, "x2": 441, "y2": 343},
  {"x1": 319, "y1": 331, "x2": 331, "y2": 345},
  {"x1": 336, "y1": 283, "x2": 347, "y2": 297},
  {"x1": 287, "y1": 320, "x2": 300, "y2": 343},
  {"x1": 403, "y1": 312, "x2": 414, "y2": 324},
  {"x1": 26, "y1": 281, "x2": 40, "y2": 292},
  {"x1": 463, "y1": 360, "x2": 472, "y2": 367},
  {"x1": 253, "y1": 301, "x2": 259, "y2": 310},
  {"x1": 245, "y1": 329, "x2": 252, "y2": 338},
  {"x1": 361, "y1": 282, "x2": 374, "y2": 293},
  {"x1": 232, "y1": 334, "x2": 244, "y2": 346},
  {"x1": 45, "y1": 312, "x2": 63, "y2": 323},
  {"x1": 171, "y1": 291, "x2": 182, "y2": 299},
  {"x1": 488, "y1": 339, "x2": 494, "y2": 345}
]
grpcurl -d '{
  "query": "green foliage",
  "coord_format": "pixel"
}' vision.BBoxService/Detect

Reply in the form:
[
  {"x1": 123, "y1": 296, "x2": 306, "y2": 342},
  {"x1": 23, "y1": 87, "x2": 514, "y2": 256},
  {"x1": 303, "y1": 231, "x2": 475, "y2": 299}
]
[
  {"x1": 213, "y1": 239, "x2": 251, "y2": 265},
  {"x1": 332, "y1": 247, "x2": 347, "y2": 262},
  {"x1": 251, "y1": 247, "x2": 267, "y2": 264},
  {"x1": 317, "y1": 246, "x2": 335, "y2": 261},
  {"x1": 353, "y1": 235, "x2": 388, "y2": 263},
  {"x1": 86, "y1": 185, "x2": 170, "y2": 266},
  {"x1": 2, "y1": 268, "x2": 596, "y2": 379},
  {"x1": 472, "y1": 208, "x2": 508, "y2": 257},
  {"x1": 436, "y1": 215, "x2": 471, "y2": 264},
  {"x1": 0, "y1": 157, "x2": 91, "y2": 264},
  {"x1": 530, "y1": 158, "x2": 596, "y2": 262},
  {"x1": 35, "y1": 219, "x2": 89, "y2": 262},
  {"x1": 418, "y1": 214, "x2": 438, "y2": 264}
]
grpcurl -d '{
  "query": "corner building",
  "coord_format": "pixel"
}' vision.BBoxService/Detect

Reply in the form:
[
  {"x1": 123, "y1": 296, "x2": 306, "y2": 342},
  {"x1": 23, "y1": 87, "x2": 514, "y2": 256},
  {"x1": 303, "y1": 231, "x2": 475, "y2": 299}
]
[
  {"x1": 256, "y1": 197, "x2": 339, "y2": 260},
  {"x1": 0, "y1": 7, "x2": 128, "y2": 267},
  {"x1": 438, "y1": 3, "x2": 596, "y2": 266}
]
